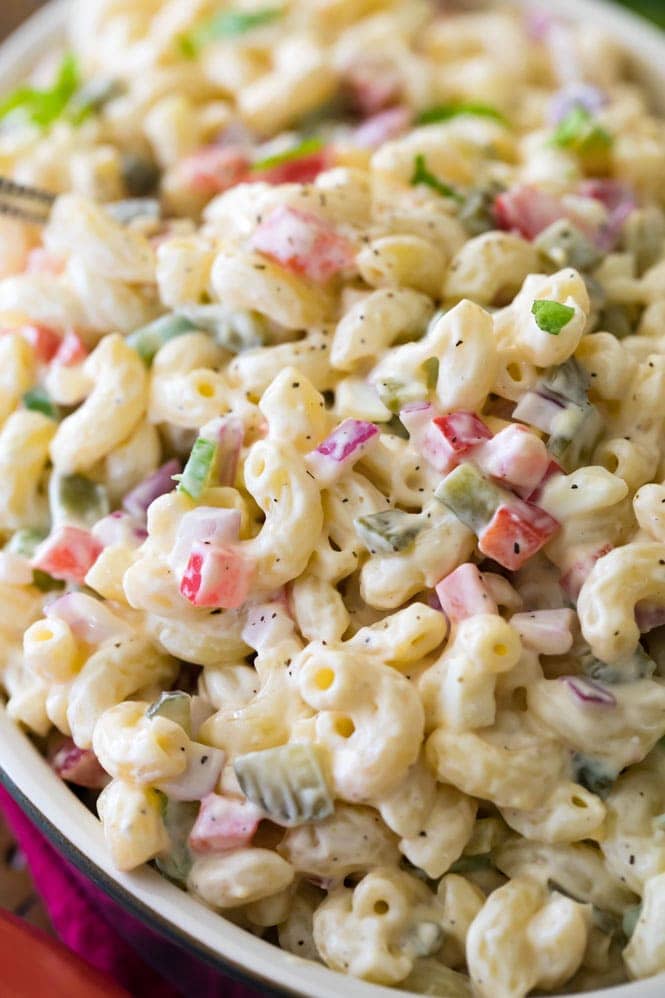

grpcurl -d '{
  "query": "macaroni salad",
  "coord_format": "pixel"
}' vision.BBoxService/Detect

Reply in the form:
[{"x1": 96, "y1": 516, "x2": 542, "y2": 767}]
[{"x1": 2, "y1": 1, "x2": 665, "y2": 994}]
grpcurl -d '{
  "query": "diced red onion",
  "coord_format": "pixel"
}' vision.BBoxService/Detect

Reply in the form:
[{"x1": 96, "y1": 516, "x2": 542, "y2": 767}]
[
  {"x1": 169, "y1": 507, "x2": 242, "y2": 575},
  {"x1": 306, "y1": 419, "x2": 379, "y2": 487},
  {"x1": 564, "y1": 676, "x2": 616, "y2": 706},
  {"x1": 45, "y1": 592, "x2": 131, "y2": 645},
  {"x1": 580, "y1": 180, "x2": 637, "y2": 252},
  {"x1": 50, "y1": 739, "x2": 109, "y2": 789},
  {"x1": 353, "y1": 106, "x2": 412, "y2": 149},
  {"x1": 549, "y1": 85, "x2": 607, "y2": 125},
  {"x1": 156, "y1": 742, "x2": 225, "y2": 801},
  {"x1": 123, "y1": 460, "x2": 181, "y2": 521},
  {"x1": 189, "y1": 793, "x2": 263, "y2": 854}
]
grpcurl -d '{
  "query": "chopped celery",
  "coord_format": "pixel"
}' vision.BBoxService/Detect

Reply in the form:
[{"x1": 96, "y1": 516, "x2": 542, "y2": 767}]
[
  {"x1": 355, "y1": 510, "x2": 424, "y2": 554},
  {"x1": 531, "y1": 300, "x2": 576, "y2": 336},
  {"x1": 583, "y1": 647, "x2": 656, "y2": 684},
  {"x1": 50, "y1": 473, "x2": 109, "y2": 529},
  {"x1": 571, "y1": 753, "x2": 617, "y2": 798},
  {"x1": 22, "y1": 387, "x2": 60, "y2": 421},
  {"x1": 176, "y1": 437, "x2": 218, "y2": 500},
  {"x1": 434, "y1": 463, "x2": 503, "y2": 533},
  {"x1": 622, "y1": 905, "x2": 642, "y2": 940},
  {"x1": 127, "y1": 314, "x2": 198, "y2": 365},
  {"x1": 410, "y1": 154, "x2": 463, "y2": 202},
  {"x1": 155, "y1": 795, "x2": 198, "y2": 885},
  {"x1": 177, "y1": 305, "x2": 268, "y2": 353},
  {"x1": 535, "y1": 219, "x2": 602, "y2": 272},
  {"x1": 146, "y1": 691, "x2": 192, "y2": 736},
  {"x1": 234, "y1": 743, "x2": 333, "y2": 826}
]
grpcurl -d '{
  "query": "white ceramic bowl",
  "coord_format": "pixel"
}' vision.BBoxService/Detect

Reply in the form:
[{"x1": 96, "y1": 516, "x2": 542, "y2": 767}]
[{"x1": 1, "y1": 2, "x2": 665, "y2": 995}]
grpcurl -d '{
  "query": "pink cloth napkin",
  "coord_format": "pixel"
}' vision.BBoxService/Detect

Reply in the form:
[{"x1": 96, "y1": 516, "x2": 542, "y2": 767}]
[{"x1": 0, "y1": 786, "x2": 267, "y2": 997}]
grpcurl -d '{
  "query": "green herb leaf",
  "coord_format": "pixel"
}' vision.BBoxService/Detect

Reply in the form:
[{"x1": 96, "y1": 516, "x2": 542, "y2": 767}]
[
  {"x1": 22, "y1": 387, "x2": 60, "y2": 420},
  {"x1": 0, "y1": 53, "x2": 81, "y2": 130},
  {"x1": 417, "y1": 102, "x2": 508, "y2": 126},
  {"x1": 179, "y1": 6, "x2": 282, "y2": 58},
  {"x1": 531, "y1": 299, "x2": 576, "y2": 335},
  {"x1": 551, "y1": 105, "x2": 612, "y2": 154},
  {"x1": 251, "y1": 137, "x2": 324, "y2": 172},
  {"x1": 410, "y1": 154, "x2": 463, "y2": 202}
]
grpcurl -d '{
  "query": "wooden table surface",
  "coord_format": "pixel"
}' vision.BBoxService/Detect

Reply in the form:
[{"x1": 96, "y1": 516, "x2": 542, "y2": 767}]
[{"x1": 1, "y1": 1, "x2": 44, "y2": 41}]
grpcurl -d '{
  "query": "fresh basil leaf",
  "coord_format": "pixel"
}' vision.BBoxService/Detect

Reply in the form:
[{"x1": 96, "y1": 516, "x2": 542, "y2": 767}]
[
  {"x1": 251, "y1": 136, "x2": 324, "y2": 171},
  {"x1": 531, "y1": 299, "x2": 576, "y2": 335},
  {"x1": 179, "y1": 6, "x2": 282, "y2": 58},
  {"x1": 417, "y1": 102, "x2": 508, "y2": 126},
  {"x1": 410, "y1": 153, "x2": 463, "y2": 202}
]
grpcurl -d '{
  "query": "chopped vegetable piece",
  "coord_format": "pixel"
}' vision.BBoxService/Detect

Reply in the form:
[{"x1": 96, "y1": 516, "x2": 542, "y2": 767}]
[
  {"x1": 156, "y1": 742, "x2": 225, "y2": 801},
  {"x1": 564, "y1": 676, "x2": 616, "y2": 706},
  {"x1": 435, "y1": 563, "x2": 498, "y2": 623},
  {"x1": 121, "y1": 153, "x2": 161, "y2": 198},
  {"x1": 547, "y1": 401, "x2": 603, "y2": 472},
  {"x1": 580, "y1": 179, "x2": 637, "y2": 252},
  {"x1": 352, "y1": 106, "x2": 412, "y2": 149},
  {"x1": 170, "y1": 507, "x2": 242, "y2": 576},
  {"x1": 551, "y1": 105, "x2": 612, "y2": 156},
  {"x1": 180, "y1": 6, "x2": 282, "y2": 58},
  {"x1": 123, "y1": 460, "x2": 181, "y2": 521},
  {"x1": 535, "y1": 219, "x2": 602, "y2": 271},
  {"x1": 177, "y1": 305, "x2": 268, "y2": 353},
  {"x1": 250, "y1": 205, "x2": 355, "y2": 284},
  {"x1": 234, "y1": 743, "x2": 334, "y2": 827},
  {"x1": 189, "y1": 793, "x2": 263, "y2": 853},
  {"x1": 49, "y1": 472, "x2": 109, "y2": 529},
  {"x1": 560, "y1": 543, "x2": 613, "y2": 602},
  {"x1": 31, "y1": 526, "x2": 103, "y2": 584},
  {"x1": 410, "y1": 154, "x2": 462, "y2": 202},
  {"x1": 510, "y1": 609, "x2": 575, "y2": 655},
  {"x1": 127, "y1": 314, "x2": 198, "y2": 365},
  {"x1": 375, "y1": 376, "x2": 428, "y2": 414},
  {"x1": 305, "y1": 419, "x2": 379, "y2": 486},
  {"x1": 459, "y1": 182, "x2": 504, "y2": 236},
  {"x1": 200, "y1": 415, "x2": 244, "y2": 486},
  {"x1": 355, "y1": 510, "x2": 424, "y2": 554},
  {"x1": 177, "y1": 145, "x2": 250, "y2": 196},
  {"x1": 50, "y1": 739, "x2": 109, "y2": 789},
  {"x1": 420, "y1": 357, "x2": 440, "y2": 392},
  {"x1": 416, "y1": 102, "x2": 507, "y2": 126},
  {"x1": 539, "y1": 358, "x2": 590, "y2": 407},
  {"x1": 531, "y1": 300, "x2": 576, "y2": 335},
  {"x1": 179, "y1": 542, "x2": 254, "y2": 609},
  {"x1": 18, "y1": 324, "x2": 62, "y2": 363},
  {"x1": 494, "y1": 185, "x2": 565, "y2": 240},
  {"x1": 45, "y1": 592, "x2": 130, "y2": 645},
  {"x1": 5, "y1": 528, "x2": 63, "y2": 591},
  {"x1": 549, "y1": 84, "x2": 607, "y2": 125},
  {"x1": 434, "y1": 463, "x2": 503, "y2": 534},
  {"x1": 474, "y1": 425, "x2": 550, "y2": 497},
  {"x1": 478, "y1": 502, "x2": 559, "y2": 571},
  {"x1": 252, "y1": 138, "x2": 324, "y2": 172},
  {"x1": 22, "y1": 387, "x2": 60, "y2": 420},
  {"x1": 176, "y1": 437, "x2": 218, "y2": 499},
  {"x1": 582, "y1": 646, "x2": 656, "y2": 685},
  {"x1": 570, "y1": 753, "x2": 618, "y2": 798},
  {"x1": 155, "y1": 798, "x2": 198, "y2": 884},
  {"x1": 147, "y1": 691, "x2": 192, "y2": 736},
  {"x1": 52, "y1": 331, "x2": 87, "y2": 367},
  {"x1": 0, "y1": 53, "x2": 80, "y2": 129}
]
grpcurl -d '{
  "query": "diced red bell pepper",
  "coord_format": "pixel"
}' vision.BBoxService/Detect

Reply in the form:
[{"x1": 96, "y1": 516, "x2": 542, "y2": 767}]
[
  {"x1": 559, "y1": 542, "x2": 612, "y2": 602},
  {"x1": 16, "y1": 324, "x2": 62, "y2": 363},
  {"x1": 475, "y1": 424, "x2": 550, "y2": 497},
  {"x1": 50, "y1": 739, "x2": 109, "y2": 789},
  {"x1": 250, "y1": 205, "x2": 355, "y2": 284},
  {"x1": 179, "y1": 542, "x2": 253, "y2": 609},
  {"x1": 252, "y1": 149, "x2": 330, "y2": 185},
  {"x1": 421, "y1": 411, "x2": 492, "y2": 475},
  {"x1": 494, "y1": 184, "x2": 566, "y2": 240},
  {"x1": 32, "y1": 526, "x2": 103, "y2": 584},
  {"x1": 353, "y1": 106, "x2": 412, "y2": 149},
  {"x1": 178, "y1": 145, "x2": 251, "y2": 197},
  {"x1": 435, "y1": 563, "x2": 498, "y2": 623},
  {"x1": 521, "y1": 458, "x2": 563, "y2": 503},
  {"x1": 188, "y1": 793, "x2": 263, "y2": 854},
  {"x1": 52, "y1": 331, "x2": 88, "y2": 367},
  {"x1": 478, "y1": 501, "x2": 560, "y2": 571}
]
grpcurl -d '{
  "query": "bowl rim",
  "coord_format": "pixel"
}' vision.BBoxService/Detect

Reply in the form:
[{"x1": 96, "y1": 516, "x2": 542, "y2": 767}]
[{"x1": 1, "y1": 2, "x2": 665, "y2": 996}]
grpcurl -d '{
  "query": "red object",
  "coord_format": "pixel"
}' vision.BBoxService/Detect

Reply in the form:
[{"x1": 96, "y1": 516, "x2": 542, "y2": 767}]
[
  {"x1": 50, "y1": 739, "x2": 110, "y2": 790},
  {"x1": 560, "y1": 542, "x2": 613, "y2": 601},
  {"x1": 479, "y1": 502, "x2": 560, "y2": 570},
  {"x1": 189, "y1": 794, "x2": 262, "y2": 854},
  {"x1": 352, "y1": 106, "x2": 412, "y2": 149},
  {"x1": 250, "y1": 205, "x2": 354, "y2": 284},
  {"x1": 252, "y1": 149, "x2": 330, "y2": 185},
  {"x1": 53, "y1": 331, "x2": 88, "y2": 367},
  {"x1": 421, "y1": 411, "x2": 492, "y2": 474},
  {"x1": 178, "y1": 146, "x2": 251, "y2": 197},
  {"x1": 345, "y1": 64, "x2": 402, "y2": 115},
  {"x1": 180, "y1": 543, "x2": 253, "y2": 609},
  {"x1": 475, "y1": 424, "x2": 550, "y2": 497},
  {"x1": 435, "y1": 563, "x2": 498, "y2": 623},
  {"x1": 494, "y1": 184, "x2": 565, "y2": 239},
  {"x1": 0, "y1": 910, "x2": 129, "y2": 998},
  {"x1": 522, "y1": 458, "x2": 563, "y2": 503},
  {"x1": 14, "y1": 323, "x2": 62, "y2": 363},
  {"x1": 32, "y1": 526, "x2": 103, "y2": 584}
]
